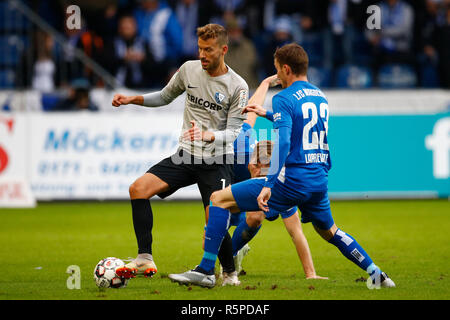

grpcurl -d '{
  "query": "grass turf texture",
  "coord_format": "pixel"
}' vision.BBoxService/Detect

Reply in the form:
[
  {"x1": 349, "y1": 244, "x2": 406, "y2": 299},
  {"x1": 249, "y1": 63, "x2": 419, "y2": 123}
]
[{"x1": 0, "y1": 199, "x2": 448, "y2": 300}]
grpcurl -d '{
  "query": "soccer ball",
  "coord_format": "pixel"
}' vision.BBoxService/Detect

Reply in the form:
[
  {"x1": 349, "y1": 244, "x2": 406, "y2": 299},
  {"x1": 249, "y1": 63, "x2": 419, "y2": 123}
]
[{"x1": 93, "y1": 257, "x2": 129, "y2": 288}]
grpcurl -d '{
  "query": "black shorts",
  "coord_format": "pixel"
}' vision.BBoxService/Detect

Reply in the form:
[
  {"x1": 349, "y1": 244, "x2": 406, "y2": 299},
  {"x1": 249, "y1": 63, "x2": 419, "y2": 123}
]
[{"x1": 147, "y1": 149, "x2": 234, "y2": 207}]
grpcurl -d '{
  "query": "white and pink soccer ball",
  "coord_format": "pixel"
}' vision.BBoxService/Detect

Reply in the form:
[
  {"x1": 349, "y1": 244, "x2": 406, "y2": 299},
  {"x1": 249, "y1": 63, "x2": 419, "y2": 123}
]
[{"x1": 93, "y1": 257, "x2": 128, "y2": 288}]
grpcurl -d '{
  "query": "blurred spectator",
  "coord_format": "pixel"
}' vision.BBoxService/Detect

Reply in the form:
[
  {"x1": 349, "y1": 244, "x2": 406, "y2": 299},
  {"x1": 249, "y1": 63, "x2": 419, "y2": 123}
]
[
  {"x1": 323, "y1": 0, "x2": 377, "y2": 69},
  {"x1": 224, "y1": 18, "x2": 259, "y2": 89},
  {"x1": 169, "y1": 0, "x2": 210, "y2": 62},
  {"x1": 60, "y1": 11, "x2": 86, "y2": 84},
  {"x1": 16, "y1": 31, "x2": 61, "y2": 91},
  {"x1": 282, "y1": 0, "x2": 329, "y2": 67},
  {"x1": 420, "y1": 1, "x2": 441, "y2": 68},
  {"x1": 323, "y1": 0, "x2": 349, "y2": 69},
  {"x1": 5, "y1": 0, "x2": 450, "y2": 90},
  {"x1": 133, "y1": 0, "x2": 183, "y2": 74},
  {"x1": 32, "y1": 32, "x2": 57, "y2": 92},
  {"x1": 208, "y1": 0, "x2": 250, "y2": 34},
  {"x1": 75, "y1": 27, "x2": 105, "y2": 87},
  {"x1": 262, "y1": 16, "x2": 294, "y2": 77},
  {"x1": 93, "y1": 4, "x2": 120, "y2": 44},
  {"x1": 345, "y1": 0, "x2": 379, "y2": 66},
  {"x1": 366, "y1": 0, "x2": 415, "y2": 69},
  {"x1": 263, "y1": 0, "x2": 304, "y2": 32},
  {"x1": 53, "y1": 78, "x2": 99, "y2": 111},
  {"x1": 103, "y1": 15, "x2": 161, "y2": 88}
]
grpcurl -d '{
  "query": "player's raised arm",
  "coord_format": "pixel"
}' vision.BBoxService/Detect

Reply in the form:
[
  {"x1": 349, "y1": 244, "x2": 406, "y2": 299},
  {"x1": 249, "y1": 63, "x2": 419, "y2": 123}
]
[{"x1": 241, "y1": 75, "x2": 280, "y2": 127}]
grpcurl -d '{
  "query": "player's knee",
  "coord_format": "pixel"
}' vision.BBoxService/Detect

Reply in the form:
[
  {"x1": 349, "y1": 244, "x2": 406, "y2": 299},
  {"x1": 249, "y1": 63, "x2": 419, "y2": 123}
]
[
  {"x1": 129, "y1": 181, "x2": 148, "y2": 199},
  {"x1": 314, "y1": 224, "x2": 337, "y2": 242},
  {"x1": 246, "y1": 212, "x2": 264, "y2": 228},
  {"x1": 210, "y1": 190, "x2": 226, "y2": 208}
]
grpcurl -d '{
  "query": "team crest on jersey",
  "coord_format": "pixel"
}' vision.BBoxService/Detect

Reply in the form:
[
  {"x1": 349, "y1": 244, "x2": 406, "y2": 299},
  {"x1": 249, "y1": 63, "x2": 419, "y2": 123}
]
[{"x1": 215, "y1": 92, "x2": 225, "y2": 104}]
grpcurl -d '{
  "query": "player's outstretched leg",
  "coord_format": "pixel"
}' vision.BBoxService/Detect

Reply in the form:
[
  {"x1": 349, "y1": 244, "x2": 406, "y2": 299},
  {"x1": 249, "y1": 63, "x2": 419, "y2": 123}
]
[
  {"x1": 315, "y1": 224, "x2": 395, "y2": 288},
  {"x1": 169, "y1": 188, "x2": 239, "y2": 288},
  {"x1": 169, "y1": 205, "x2": 230, "y2": 287},
  {"x1": 231, "y1": 212, "x2": 262, "y2": 274},
  {"x1": 117, "y1": 173, "x2": 168, "y2": 279},
  {"x1": 218, "y1": 231, "x2": 240, "y2": 286}
]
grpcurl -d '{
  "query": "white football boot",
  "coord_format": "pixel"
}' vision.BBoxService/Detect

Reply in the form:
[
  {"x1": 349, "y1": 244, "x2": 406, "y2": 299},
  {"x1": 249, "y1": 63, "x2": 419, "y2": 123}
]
[
  {"x1": 222, "y1": 271, "x2": 241, "y2": 286},
  {"x1": 380, "y1": 272, "x2": 396, "y2": 288},
  {"x1": 234, "y1": 244, "x2": 250, "y2": 274},
  {"x1": 116, "y1": 254, "x2": 157, "y2": 279},
  {"x1": 368, "y1": 271, "x2": 396, "y2": 289},
  {"x1": 168, "y1": 269, "x2": 216, "y2": 288}
]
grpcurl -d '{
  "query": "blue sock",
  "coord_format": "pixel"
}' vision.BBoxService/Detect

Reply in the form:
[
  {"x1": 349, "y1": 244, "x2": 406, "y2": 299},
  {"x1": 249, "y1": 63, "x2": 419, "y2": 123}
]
[
  {"x1": 231, "y1": 219, "x2": 261, "y2": 256},
  {"x1": 328, "y1": 229, "x2": 380, "y2": 275},
  {"x1": 198, "y1": 206, "x2": 230, "y2": 273}
]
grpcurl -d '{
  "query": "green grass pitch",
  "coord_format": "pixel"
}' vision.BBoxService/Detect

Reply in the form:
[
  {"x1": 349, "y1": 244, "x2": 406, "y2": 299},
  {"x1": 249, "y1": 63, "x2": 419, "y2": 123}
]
[{"x1": 0, "y1": 199, "x2": 449, "y2": 300}]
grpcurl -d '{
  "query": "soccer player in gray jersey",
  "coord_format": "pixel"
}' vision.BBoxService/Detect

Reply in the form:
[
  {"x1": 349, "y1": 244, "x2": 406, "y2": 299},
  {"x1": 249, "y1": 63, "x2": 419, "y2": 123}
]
[{"x1": 111, "y1": 24, "x2": 248, "y2": 284}]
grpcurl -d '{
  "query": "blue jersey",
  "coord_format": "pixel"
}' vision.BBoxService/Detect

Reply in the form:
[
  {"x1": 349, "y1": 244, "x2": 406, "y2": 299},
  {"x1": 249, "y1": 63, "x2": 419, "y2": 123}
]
[
  {"x1": 233, "y1": 123, "x2": 257, "y2": 183},
  {"x1": 265, "y1": 81, "x2": 331, "y2": 192}
]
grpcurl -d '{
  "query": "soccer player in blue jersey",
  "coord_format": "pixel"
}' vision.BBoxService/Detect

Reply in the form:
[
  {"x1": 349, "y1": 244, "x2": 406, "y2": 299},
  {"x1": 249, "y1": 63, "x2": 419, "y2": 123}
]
[
  {"x1": 220, "y1": 75, "x2": 327, "y2": 285},
  {"x1": 169, "y1": 43, "x2": 395, "y2": 288}
]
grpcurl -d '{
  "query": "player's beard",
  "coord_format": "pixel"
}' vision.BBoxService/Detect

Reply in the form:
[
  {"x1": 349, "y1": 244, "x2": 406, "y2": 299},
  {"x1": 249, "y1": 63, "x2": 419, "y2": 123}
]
[{"x1": 202, "y1": 55, "x2": 221, "y2": 72}]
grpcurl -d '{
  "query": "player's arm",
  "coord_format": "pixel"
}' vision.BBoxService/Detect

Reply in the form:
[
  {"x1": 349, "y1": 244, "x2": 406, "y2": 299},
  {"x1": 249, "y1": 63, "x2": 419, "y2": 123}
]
[
  {"x1": 257, "y1": 96, "x2": 292, "y2": 212},
  {"x1": 196, "y1": 86, "x2": 249, "y2": 143},
  {"x1": 282, "y1": 213, "x2": 328, "y2": 279},
  {"x1": 111, "y1": 92, "x2": 167, "y2": 107},
  {"x1": 112, "y1": 63, "x2": 186, "y2": 108},
  {"x1": 243, "y1": 75, "x2": 280, "y2": 128}
]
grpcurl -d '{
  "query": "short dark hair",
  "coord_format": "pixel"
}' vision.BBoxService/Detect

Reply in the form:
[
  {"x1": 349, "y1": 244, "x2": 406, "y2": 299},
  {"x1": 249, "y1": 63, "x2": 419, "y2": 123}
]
[
  {"x1": 197, "y1": 23, "x2": 228, "y2": 46},
  {"x1": 274, "y1": 43, "x2": 308, "y2": 76}
]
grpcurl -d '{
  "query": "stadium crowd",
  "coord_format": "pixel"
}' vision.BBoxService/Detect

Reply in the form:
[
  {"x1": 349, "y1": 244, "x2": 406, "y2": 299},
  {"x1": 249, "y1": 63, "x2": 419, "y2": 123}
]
[{"x1": 1, "y1": 0, "x2": 450, "y2": 95}]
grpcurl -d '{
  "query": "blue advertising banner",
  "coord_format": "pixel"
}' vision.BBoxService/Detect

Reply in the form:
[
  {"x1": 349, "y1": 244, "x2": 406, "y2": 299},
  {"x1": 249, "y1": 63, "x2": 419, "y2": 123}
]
[{"x1": 254, "y1": 112, "x2": 450, "y2": 199}]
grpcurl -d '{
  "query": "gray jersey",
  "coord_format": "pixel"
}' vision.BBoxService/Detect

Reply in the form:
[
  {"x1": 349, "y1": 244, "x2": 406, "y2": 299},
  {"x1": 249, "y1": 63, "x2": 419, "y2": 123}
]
[{"x1": 160, "y1": 60, "x2": 248, "y2": 159}]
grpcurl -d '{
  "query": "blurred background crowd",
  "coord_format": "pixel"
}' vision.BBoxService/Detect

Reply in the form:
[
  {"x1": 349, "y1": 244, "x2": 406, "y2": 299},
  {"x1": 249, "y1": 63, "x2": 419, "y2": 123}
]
[{"x1": 1, "y1": 0, "x2": 450, "y2": 103}]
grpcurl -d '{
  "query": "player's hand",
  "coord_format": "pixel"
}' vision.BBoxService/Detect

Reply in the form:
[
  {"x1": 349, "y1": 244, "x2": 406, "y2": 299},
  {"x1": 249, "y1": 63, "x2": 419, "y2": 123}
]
[
  {"x1": 183, "y1": 120, "x2": 202, "y2": 141},
  {"x1": 263, "y1": 74, "x2": 281, "y2": 87},
  {"x1": 257, "y1": 187, "x2": 271, "y2": 212},
  {"x1": 241, "y1": 104, "x2": 267, "y2": 117},
  {"x1": 306, "y1": 275, "x2": 329, "y2": 280},
  {"x1": 112, "y1": 94, "x2": 133, "y2": 107}
]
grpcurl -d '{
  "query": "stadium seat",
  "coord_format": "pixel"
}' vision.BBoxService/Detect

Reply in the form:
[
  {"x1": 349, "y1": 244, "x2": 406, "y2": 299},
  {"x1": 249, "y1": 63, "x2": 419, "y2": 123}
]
[
  {"x1": 41, "y1": 93, "x2": 63, "y2": 111},
  {"x1": 307, "y1": 67, "x2": 331, "y2": 88},
  {"x1": 378, "y1": 64, "x2": 418, "y2": 88},
  {"x1": 335, "y1": 65, "x2": 373, "y2": 89}
]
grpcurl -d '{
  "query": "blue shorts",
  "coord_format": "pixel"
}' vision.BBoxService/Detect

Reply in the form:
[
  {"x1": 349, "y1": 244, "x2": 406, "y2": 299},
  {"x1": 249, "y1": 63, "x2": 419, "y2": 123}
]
[
  {"x1": 231, "y1": 178, "x2": 334, "y2": 230},
  {"x1": 228, "y1": 207, "x2": 296, "y2": 226}
]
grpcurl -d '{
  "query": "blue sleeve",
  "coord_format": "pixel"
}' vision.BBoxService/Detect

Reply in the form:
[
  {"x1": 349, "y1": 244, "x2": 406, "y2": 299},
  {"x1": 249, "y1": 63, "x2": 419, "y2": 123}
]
[
  {"x1": 265, "y1": 110, "x2": 274, "y2": 122},
  {"x1": 241, "y1": 122, "x2": 252, "y2": 133},
  {"x1": 264, "y1": 95, "x2": 293, "y2": 188},
  {"x1": 271, "y1": 95, "x2": 293, "y2": 129}
]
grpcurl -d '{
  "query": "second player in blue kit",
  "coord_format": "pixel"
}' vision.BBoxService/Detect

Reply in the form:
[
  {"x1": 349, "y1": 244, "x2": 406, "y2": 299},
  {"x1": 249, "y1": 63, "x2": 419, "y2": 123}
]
[{"x1": 169, "y1": 43, "x2": 396, "y2": 289}]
